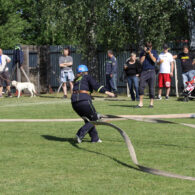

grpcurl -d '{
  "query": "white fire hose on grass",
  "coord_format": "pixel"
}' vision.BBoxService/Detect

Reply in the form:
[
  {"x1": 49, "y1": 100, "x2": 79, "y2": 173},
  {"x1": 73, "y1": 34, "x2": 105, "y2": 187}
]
[{"x1": 87, "y1": 115, "x2": 195, "y2": 181}]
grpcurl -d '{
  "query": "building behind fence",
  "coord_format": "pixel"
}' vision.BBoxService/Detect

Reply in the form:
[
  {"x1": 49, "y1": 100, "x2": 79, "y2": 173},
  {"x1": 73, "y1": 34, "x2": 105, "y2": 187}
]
[{"x1": 4, "y1": 45, "x2": 185, "y2": 95}]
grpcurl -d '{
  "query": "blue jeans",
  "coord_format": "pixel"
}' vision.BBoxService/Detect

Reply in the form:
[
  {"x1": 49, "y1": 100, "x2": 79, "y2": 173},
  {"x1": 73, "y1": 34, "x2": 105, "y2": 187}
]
[
  {"x1": 127, "y1": 75, "x2": 139, "y2": 101},
  {"x1": 106, "y1": 74, "x2": 117, "y2": 93},
  {"x1": 182, "y1": 70, "x2": 195, "y2": 88}
]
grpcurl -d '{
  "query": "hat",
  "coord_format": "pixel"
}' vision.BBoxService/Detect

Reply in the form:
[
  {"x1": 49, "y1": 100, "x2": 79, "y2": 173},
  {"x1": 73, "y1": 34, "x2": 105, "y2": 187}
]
[
  {"x1": 77, "y1": 64, "x2": 88, "y2": 73},
  {"x1": 163, "y1": 44, "x2": 169, "y2": 50}
]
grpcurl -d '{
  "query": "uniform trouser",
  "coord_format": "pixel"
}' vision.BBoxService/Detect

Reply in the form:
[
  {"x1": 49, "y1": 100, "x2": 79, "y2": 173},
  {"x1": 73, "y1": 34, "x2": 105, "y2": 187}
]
[
  {"x1": 106, "y1": 74, "x2": 117, "y2": 93},
  {"x1": 139, "y1": 69, "x2": 156, "y2": 99},
  {"x1": 72, "y1": 100, "x2": 99, "y2": 142}
]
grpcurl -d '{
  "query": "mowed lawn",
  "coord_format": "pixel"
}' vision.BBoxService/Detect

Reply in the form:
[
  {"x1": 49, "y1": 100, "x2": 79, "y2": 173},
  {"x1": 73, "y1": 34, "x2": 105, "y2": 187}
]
[{"x1": 0, "y1": 94, "x2": 195, "y2": 194}]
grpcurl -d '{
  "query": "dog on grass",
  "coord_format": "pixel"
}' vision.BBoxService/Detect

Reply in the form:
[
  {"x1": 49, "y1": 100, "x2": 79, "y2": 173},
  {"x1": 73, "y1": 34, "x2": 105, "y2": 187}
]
[{"x1": 11, "y1": 80, "x2": 36, "y2": 98}]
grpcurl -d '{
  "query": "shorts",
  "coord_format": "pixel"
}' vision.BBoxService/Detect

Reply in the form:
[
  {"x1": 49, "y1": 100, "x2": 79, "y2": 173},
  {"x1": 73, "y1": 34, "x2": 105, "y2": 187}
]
[
  {"x1": 158, "y1": 73, "x2": 171, "y2": 88},
  {"x1": 60, "y1": 70, "x2": 75, "y2": 83},
  {"x1": 0, "y1": 71, "x2": 10, "y2": 86}
]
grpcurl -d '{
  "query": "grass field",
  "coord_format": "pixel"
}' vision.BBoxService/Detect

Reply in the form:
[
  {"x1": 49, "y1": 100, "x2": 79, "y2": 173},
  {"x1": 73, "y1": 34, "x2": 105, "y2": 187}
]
[{"x1": 0, "y1": 94, "x2": 195, "y2": 194}]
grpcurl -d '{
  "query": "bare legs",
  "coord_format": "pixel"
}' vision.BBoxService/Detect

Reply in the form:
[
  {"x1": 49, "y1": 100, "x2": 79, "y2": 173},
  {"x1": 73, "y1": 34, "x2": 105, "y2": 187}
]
[
  {"x1": 138, "y1": 95, "x2": 153, "y2": 107},
  {"x1": 62, "y1": 82, "x2": 67, "y2": 96},
  {"x1": 62, "y1": 82, "x2": 73, "y2": 96},
  {"x1": 0, "y1": 87, "x2": 2, "y2": 96},
  {"x1": 158, "y1": 88, "x2": 170, "y2": 98},
  {"x1": 0, "y1": 86, "x2": 11, "y2": 96}
]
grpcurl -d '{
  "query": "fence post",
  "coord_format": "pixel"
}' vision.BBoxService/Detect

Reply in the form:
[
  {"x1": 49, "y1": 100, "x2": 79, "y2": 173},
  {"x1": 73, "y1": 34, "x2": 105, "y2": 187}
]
[
  {"x1": 21, "y1": 45, "x2": 30, "y2": 82},
  {"x1": 174, "y1": 60, "x2": 179, "y2": 97},
  {"x1": 38, "y1": 46, "x2": 50, "y2": 93}
]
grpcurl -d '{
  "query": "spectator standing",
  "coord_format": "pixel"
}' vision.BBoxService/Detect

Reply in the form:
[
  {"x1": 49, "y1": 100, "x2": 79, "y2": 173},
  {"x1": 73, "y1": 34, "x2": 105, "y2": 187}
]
[
  {"x1": 59, "y1": 47, "x2": 74, "y2": 98},
  {"x1": 0, "y1": 48, "x2": 12, "y2": 98},
  {"x1": 174, "y1": 45, "x2": 195, "y2": 88},
  {"x1": 124, "y1": 52, "x2": 142, "y2": 101},
  {"x1": 105, "y1": 50, "x2": 118, "y2": 96},
  {"x1": 137, "y1": 42, "x2": 158, "y2": 108},
  {"x1": 157, "y1": 44, "x2": 174, "y2": 100}
]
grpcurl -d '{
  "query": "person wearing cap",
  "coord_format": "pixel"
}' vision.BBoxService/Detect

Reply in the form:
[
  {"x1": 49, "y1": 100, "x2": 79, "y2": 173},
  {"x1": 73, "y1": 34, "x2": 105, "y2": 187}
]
[
  {"x1": 157, "y1": 44, "x2": 174, "y2": 100},
  {"x1": 137, "y1": 42, "x2": 158, "y2": 108},
  {"x1": 173, "y1": 45, "x2": 195, "y2": 88},
  {"x1": 59, "y1": 47, "x2": 74, "y2": 98},
  {"x1": 71, "y1": 64, "x2": 115, "y2": 143},
  {"x1": 0, "y1": 48, "x2": 12, "y2": 98}
]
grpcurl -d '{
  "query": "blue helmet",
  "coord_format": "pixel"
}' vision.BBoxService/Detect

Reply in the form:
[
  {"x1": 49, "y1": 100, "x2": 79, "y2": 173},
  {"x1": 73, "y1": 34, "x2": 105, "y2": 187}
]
[{"x1": 77, "y1": 64, "x2": 88, "y2": 73}]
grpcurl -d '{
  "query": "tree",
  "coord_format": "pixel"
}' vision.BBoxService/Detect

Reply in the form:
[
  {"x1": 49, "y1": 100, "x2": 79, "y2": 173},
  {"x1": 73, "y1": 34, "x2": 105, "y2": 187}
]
[
  {"x1": 61, "y1": 0, "x2": 113, "y2": 79},
  {"x1": 0, "y1": 0, "x2": 28, "y2": 49},
  {"x1": 185, "y1": 0, "x2": 195, "y2": 49}
]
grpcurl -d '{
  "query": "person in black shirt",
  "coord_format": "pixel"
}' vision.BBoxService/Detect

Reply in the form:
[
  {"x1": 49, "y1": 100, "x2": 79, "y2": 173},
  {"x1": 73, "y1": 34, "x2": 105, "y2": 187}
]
[
  {"x1": 137, "y1": 42, "x2": 158, "y2": 108},
  {"x1": 71, "y1": 65, "x2": 114, "y2": 143},
  {"x1": 124, "y1": 52, "x2": 142, "y2": 101},
  {"x1": 174, "y1": 45, "x2": 195, "y2": 88}
]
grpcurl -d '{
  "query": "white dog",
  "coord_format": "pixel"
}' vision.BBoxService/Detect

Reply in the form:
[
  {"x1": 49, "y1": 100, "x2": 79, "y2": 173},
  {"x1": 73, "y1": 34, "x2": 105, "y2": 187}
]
[{"x1": 11, "y1": 80, "x2": 36, "y2": 98}]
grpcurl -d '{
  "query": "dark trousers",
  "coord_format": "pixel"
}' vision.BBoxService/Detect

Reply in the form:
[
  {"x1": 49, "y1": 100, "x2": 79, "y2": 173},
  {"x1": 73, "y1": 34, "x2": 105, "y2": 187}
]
[
  {"x1": 106, "y1": 74, "x2": 117, "y2": 93},
  {"x1": 72, "y1": 100, "x2": 99, "y2": 142},
  {"x1": 127, "y1": 76, "x2": 139, "y2": 101},
  {"x1": 139, "y1": 70, "x2": 156, "y2": 99}
]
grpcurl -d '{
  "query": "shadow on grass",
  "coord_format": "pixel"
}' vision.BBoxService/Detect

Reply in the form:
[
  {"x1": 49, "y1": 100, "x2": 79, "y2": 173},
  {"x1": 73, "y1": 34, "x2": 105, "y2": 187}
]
[
  {"x1": 41, "y1": 135, "x2": 139, "y2": 172},
  {"x1": 39, "y1": 95, "x2": 63, "y2": 99},
  {"x1": 108, "y1": 105, "x2": 136, "y2": 108},
  {"x1": 91, "y1": 95, "x2": 105, "y2": 99},
  {"x1": 104, "y1": 99, "x2": 129, "y2": 101}
]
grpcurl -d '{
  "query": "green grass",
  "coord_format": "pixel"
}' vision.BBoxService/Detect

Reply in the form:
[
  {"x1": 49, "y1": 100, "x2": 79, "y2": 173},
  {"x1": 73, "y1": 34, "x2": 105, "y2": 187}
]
[{"x1": 0, "y1": 94, "x2": 195, "y2": 194}]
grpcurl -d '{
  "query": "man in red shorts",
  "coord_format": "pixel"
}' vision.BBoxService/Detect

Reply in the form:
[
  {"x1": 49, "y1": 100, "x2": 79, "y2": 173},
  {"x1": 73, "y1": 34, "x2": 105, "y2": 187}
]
[{"x1": 157, "y1": 44, "x2": 174, "y2": 100}]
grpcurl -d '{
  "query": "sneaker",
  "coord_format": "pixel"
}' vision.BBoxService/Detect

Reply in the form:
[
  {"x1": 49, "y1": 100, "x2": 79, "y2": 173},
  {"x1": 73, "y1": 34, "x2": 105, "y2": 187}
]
[
  {"x1": 107, "y1": 95, "x2": 113, "y2": 98},
  {"x1": 63, "y1": 95, "x2": 67, "y2": 99},
  {"x1": 157, "y1": 95, "x2": 162, "y2": 100},
  {"x1": 165, "y1": 96, "x2": 169, "y2": 100},
  {"x1": 135, "y1": 105, "x2": 143, "y2": 108},
  {"x1": 76, "y1": 135, "x2": 82, "y2": 143},
  {"x1": 149, "y1": 105, "x2": 154, "y2": 108},
  {"x1": 92, "y1": 139, "x2": 102, "y2": 143}
]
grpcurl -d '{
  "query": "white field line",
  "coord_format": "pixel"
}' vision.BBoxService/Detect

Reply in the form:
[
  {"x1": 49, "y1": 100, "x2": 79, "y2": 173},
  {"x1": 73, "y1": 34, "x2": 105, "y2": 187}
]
[
  {"x1": 120, "y1": 113, "x2": 195, "y2": 119},
  {"x1": 0, "y1": 119, "x2": 82, "y2": 122}
]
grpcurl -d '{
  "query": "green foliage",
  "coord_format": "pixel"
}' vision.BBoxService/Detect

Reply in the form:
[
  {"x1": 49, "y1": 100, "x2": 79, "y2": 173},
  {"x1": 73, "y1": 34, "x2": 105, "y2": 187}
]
[
  {"x1": 0, "y1": 0, "x2": 29, "y2": 49},
  {"x1": 0, "y1": 0, "x2": 193, "y2": 52}
]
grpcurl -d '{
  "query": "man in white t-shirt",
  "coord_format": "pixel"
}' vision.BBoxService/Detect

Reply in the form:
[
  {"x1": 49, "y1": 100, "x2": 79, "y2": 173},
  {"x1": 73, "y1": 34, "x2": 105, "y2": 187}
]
[
  {"x1": 157, "y1": 44, "x2": 174, "y2": 100},
  {"x1": 0, "y1": 48, "x2": 12, "y2": 98}
]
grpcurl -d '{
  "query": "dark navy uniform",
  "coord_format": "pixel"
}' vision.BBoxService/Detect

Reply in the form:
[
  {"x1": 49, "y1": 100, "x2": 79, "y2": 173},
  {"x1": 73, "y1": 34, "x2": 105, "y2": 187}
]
[
  {"x1": 106, "y1": 56, "x2": 118, "y2": 93},
  {"x1": 71, "y1": 74, "x2": 106, "y2": 142}
]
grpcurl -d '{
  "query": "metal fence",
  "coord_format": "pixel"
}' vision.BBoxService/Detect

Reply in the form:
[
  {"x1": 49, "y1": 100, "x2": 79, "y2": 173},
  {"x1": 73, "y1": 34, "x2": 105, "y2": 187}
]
[{"x1": 3, "y1": 46, "x2": 185, "y2": 94}]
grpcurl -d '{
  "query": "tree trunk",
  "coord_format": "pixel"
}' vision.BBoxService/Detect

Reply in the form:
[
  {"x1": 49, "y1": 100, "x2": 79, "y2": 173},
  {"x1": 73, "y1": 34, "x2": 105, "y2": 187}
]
[
  {"x1": 186, "y1": 0, "x2": 195, "y2": 50},
  {"x1": 86, "y1": 27, "x2": 99, "y2": 81},
  {"x1": 85, "y1": 3, "x2": 99, "y2": 81}
]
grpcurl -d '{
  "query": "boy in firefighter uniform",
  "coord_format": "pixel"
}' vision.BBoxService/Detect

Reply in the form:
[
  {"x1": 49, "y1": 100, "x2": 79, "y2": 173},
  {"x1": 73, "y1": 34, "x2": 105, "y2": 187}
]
[{"x1": 71, "y1": 65, "x2": 114, "y2": 143}]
